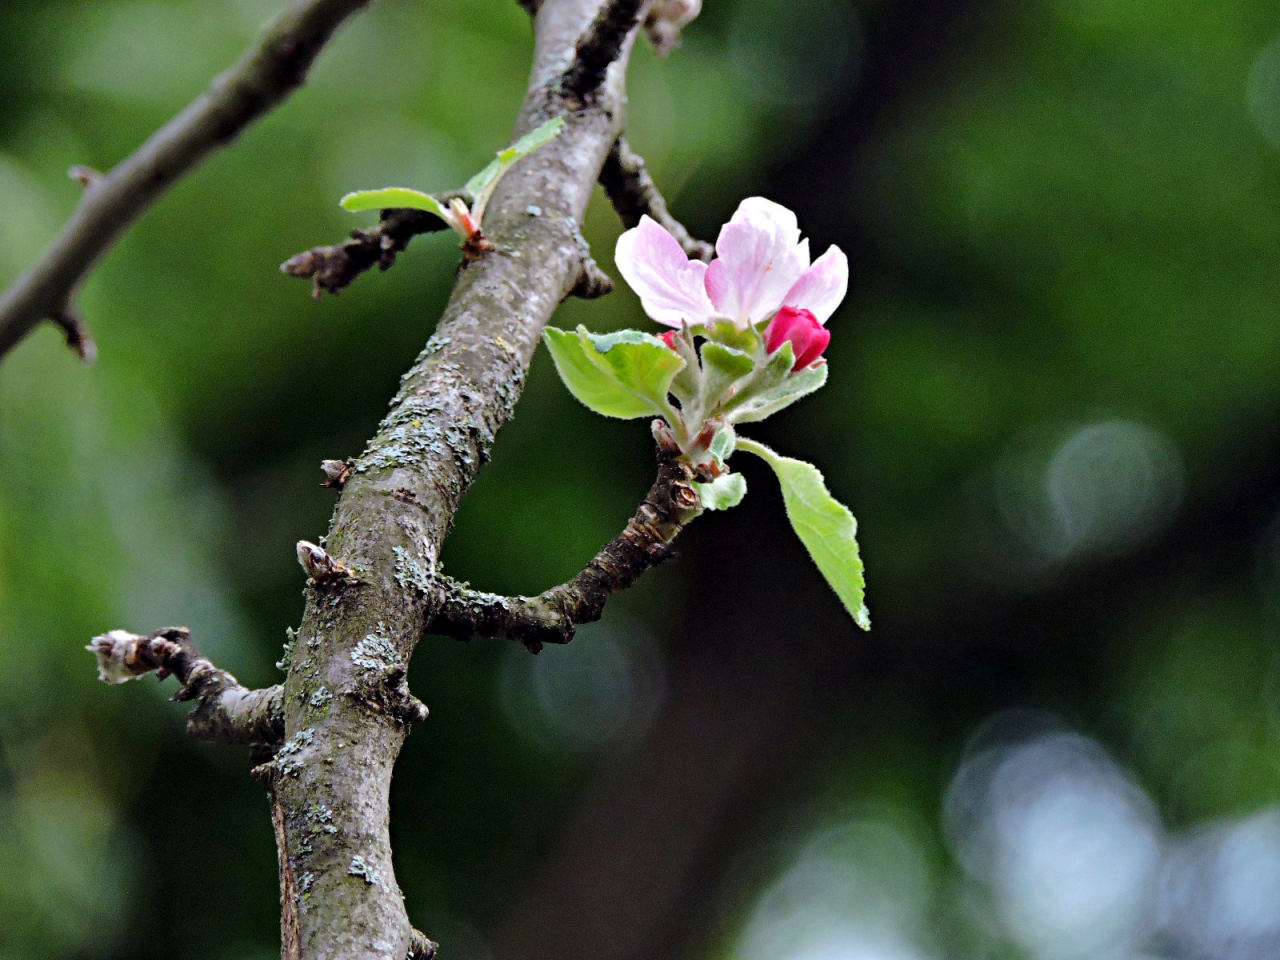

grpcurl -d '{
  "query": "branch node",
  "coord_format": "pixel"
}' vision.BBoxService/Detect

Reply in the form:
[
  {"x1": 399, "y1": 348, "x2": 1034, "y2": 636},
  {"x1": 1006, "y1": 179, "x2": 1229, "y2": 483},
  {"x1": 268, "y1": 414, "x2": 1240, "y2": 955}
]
[
  {"x1": 572, "y1": 256, "x2": 614, "y2": 299},
  {"x1": 296, "y1": 540, "x2": 349, "y2": 583},
  {"x1": 67, "y1": 164, "x2": 104, "y2": 188},
  {"x1": 408, "y1": 929, "x2": 439, "y2": 960},
  {"x1": 320, "y1": 458, "x2": 354, "y2": 490},
  {"x1": 53, "y1": 310, "x2": 97, "y2": 364}
]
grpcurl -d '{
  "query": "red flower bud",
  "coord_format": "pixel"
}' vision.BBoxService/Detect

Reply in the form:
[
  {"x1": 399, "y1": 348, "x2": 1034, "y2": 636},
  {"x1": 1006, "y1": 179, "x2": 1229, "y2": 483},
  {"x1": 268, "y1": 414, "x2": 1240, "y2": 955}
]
[
  {"x1": 764, "y1": 306, "x2": 829, "y2": 371},
  {"x1": 660, "y1": 330, "x2": 678, "y2": 350}
]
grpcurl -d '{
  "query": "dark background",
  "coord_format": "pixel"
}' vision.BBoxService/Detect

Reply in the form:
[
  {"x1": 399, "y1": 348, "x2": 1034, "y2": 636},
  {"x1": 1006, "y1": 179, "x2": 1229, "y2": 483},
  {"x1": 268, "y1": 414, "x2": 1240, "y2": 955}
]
[{"x1": 3, "y1": 1, "x2": 1280, "y2": 958}]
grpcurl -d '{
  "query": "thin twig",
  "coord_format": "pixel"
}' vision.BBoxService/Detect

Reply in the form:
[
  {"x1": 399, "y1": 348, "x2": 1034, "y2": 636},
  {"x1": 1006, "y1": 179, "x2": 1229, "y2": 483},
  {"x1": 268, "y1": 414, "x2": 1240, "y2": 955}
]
[
  {"x1": 429, "y1": 426, "x2": 704, "y2": 653},
  {"x1": 560, "y1": 0, "x2": 646, "y2": 99},
  {"x1": 0, "y1": 0, "x2": 374, "y2": 361},
  {"x1": 281, "y1": 198, "x2": 460, "y2": 298},
  {"x1": 599, "y1": 137, "x2": 713, "y2": 261},
  {"x1": 86, "y1": 627, "x2": 285, "y2": 745}
]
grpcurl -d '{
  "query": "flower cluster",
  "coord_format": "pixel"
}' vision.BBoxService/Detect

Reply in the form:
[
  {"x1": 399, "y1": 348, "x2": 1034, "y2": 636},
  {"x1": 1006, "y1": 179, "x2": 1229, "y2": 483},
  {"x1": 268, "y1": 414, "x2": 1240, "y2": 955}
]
[{"x1": 615, "y1": 197, "x2": 847, "y2": 369}]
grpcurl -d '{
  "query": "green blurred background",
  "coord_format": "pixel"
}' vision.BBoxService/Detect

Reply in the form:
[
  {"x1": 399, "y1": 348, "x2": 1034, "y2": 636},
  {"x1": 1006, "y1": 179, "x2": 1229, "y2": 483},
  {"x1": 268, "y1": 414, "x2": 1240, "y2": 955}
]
[{"x1": 4, "y1": 0, "x2": 1280, "y2": 958}]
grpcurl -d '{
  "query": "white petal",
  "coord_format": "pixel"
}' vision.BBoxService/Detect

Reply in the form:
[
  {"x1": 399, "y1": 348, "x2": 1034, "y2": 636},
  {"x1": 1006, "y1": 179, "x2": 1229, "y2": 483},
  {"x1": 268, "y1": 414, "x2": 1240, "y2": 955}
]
[
  {"x1": 705, "y1": 202, "x2": 809, "y2": 327},
  {"x1": 730, "y1": 197, "x2": 801, "y2": 243},
  {"x1": 782, "y1": 245, "x2": 849, "y2": 324},
  {"x1": 615, "y1": 216, "x2": 716, "y2": 328}
]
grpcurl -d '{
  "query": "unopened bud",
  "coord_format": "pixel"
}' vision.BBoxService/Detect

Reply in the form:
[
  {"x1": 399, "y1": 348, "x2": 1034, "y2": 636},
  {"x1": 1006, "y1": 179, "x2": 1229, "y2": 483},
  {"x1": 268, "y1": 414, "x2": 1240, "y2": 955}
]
[
  {"x1": 764, "y1": 306, "x2": 830, "y2": 371},
  {"x1": 320, "y1": 459, "x2": 353, "y2": 490},
  {"x1": 297, "y1": 540, "x2": 347, "y2": 583},
  {"x1": 86, "y1": 629, "x2": 148, "y2": 684}
]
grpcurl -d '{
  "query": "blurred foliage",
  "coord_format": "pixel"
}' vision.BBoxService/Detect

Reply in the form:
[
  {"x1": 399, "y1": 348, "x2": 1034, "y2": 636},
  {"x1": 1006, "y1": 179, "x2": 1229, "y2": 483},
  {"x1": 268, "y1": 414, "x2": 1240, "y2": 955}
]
[{"x1": 3, "y1": 0, "x2": 1280, "y2": 958}]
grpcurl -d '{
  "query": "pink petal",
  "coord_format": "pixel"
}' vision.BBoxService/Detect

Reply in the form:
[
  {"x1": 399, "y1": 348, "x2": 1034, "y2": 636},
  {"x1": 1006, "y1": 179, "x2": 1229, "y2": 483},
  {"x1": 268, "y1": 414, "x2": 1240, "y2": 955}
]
[
  {"x1": 705, "y1": 198, "x2": 809, "y2": 327},
  {"x1": 615, "y1": 216, "x2": 715, "y2": 328},
  {"x1": 781, "y1": 245, "x2": 848, "y2": 324}
]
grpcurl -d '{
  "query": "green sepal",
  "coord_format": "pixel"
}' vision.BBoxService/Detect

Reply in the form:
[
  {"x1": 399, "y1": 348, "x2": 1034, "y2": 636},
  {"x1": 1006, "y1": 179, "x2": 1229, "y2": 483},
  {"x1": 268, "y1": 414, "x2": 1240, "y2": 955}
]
[
  {"x1": 693, "y1": 473, "x2": 747, "y2": 511},
  {"x1": 728, "y1": 361, "x2": 828, "y2": 424},
  {"x1": 667, "y1": 328, "x2": 700, "y2": 404},
  {"x1": 466, "y1": 117, "x2": 565, "y2": 222},
  {"x1": 543, "y1": 326, "x2": 684, "y2": 420},
  {"x1": 737, "y1": 438, "x2": 870, "y2": 630},
  {"x1": 340, "y1": 188, "x2": 451, "y2": 221}
]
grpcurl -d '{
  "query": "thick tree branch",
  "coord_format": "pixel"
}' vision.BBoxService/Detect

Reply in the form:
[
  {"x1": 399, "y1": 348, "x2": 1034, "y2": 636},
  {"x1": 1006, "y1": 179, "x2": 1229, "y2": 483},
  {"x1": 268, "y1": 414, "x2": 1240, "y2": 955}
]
[
  {"x1": 599, "y1": 137, "x2": 713, "y2": 260},
  {"x1": 560, "y1": 0, "x2": 646, "y2": 100},
  {"x1": 430, "y1": 431, "x2": 704, "y2": 652},
  {"x1": 255, "y1": 3, "x2": 650, "y2": 957},
  {"x1": 86, "y1": 627, "x2": 285, "y2": 745},
  {"x1": 0, "y1": 0, "x2": 373, "y2": 361}
]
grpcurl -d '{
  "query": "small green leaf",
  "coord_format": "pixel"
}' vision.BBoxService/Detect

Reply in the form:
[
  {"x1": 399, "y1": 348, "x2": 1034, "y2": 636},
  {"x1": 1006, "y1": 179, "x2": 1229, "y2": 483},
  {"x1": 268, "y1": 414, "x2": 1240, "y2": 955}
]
[
  {"x1": 699, "y1": 341, "x2": 755, "y2": 409},
  {"x1": 467, "y1": 117, "x2": 565, "y2": 222},
  {"x1": 737, "y1": 438, "x2": 870, "y2": 630},
  {"x1": 693, "y1": 473, "x2": 747, "y2": 511},
  {"x1": 728, "y1": 362, "x2": 828, "y2": 424},
  {"x1": 708, "y1": 424, "x2": 736, "y2": 463},
  {"x1": 543, "y1": 326, "x2": 684, "y2": 420},
  {"x1": 499, "y1": 116, "x2": 566, "y2": 162},
  {"x1": 340, "y1": 188, "x2": 451, "y2": 220}
]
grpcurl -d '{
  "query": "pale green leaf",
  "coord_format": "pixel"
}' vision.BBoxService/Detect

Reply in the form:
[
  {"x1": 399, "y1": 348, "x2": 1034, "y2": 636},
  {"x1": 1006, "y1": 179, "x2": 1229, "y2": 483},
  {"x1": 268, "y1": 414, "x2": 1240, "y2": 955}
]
[
  {"x1": 340, "y1": 188, "x2": 450, "y2": 220},
  {"x1": 693, "y1": 473, "x2": 747, "y2": 511},
  {"x1": 467, "y1": 117, "x2": 566, "y2": 222},
  {"x1": 737, "y1": 438, "x2": 870, "y2": 630},
  {"x1": 700, "y1": 341, "x2": 755, "y2": 410},
  {"x1": 728, "y1": 361, "x2": 828, "y2": 424},
  {"x1": 543, "y1": 326, "x2": 684, "y2": 420}
]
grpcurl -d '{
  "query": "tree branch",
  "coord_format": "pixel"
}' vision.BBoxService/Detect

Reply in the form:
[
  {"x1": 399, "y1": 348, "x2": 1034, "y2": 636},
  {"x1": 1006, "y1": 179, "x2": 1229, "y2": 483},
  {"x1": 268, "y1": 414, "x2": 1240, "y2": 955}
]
[
  {"x1": 430, "y1": 429, "x2": 704, "y2": 652},
  {"x1": 599, "y1": 137, "x2": 713, "y2": 261},
  {"x1": 86, "y1": 627, "x2": 284, "y2": 745},
  {"x1": 254, "y1": 3, "x2": 651, "y2": 957},
  {"x1": 280, "y1": 196, "x2": 464, "y2": 299},
  {"x1": 0, "y1": 0, "x2": 373, "y2": 361},
  {"x1": 560, "y1": 0, "x2": 646, "y2": 100}
]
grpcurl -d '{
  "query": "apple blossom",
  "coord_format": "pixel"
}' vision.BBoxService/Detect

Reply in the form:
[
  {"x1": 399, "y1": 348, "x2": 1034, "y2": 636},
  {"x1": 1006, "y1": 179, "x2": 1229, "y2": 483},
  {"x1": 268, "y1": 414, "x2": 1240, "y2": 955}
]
[
  {"x1": 764, "y1": 306, "x2": 830, "y2": 370},
  {"x1": 615, "y1": 197, "x2": 848, "y2": 331}
]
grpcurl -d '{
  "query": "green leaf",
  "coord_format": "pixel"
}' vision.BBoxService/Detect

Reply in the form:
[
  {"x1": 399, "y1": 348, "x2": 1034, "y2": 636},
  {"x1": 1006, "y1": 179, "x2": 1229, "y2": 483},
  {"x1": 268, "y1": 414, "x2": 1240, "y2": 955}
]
[
  {"x1": 340, "y1": 188, "x2": 451, "y2": 220},
  {"x1": 699, "y1": 341, "x2": 755, "y2": 410},
  {"x1": 708, "y1": 424, "x2": 736, "y2": 464},
  {"x1": 466, "y1": 117, "x2": 565, "y2": 222},
  {"x1": 543, "y1": 326, "x2": 685, "y2": 420},
  {"x1": 693, "y1": 473, "x2": 747, "y2": 511},
  {"x1": 737, "y1": 438, "x2": 870, "y2": 630},
  {"x1": 727, "y1": 361, "x2": 828, "y2": 424}
]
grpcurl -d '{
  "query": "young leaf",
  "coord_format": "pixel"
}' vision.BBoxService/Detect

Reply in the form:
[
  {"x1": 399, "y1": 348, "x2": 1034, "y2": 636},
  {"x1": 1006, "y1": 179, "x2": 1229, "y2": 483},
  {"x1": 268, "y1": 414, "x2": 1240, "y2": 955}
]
[
  {"x1": 737, "y1": 438, "x2": 870, "y2": 630},
  {"x1": 340, "y1": 188, "x2": 451, "y2": 221},
  {"x1": 693, "y1": 473, "x2": 747, "y2": 511},
  {"x1": 728, "y1": 362, "x2": 828, "y2": 424},
  {"x1": 543, "y1": 326, "x2": 684, "y2": 420},
  {"x1": 699, "y1": 341, "x2": 755, "y2": 410},
  {"x1": 466, "y1": 117, "x2": 566, "y2": 223}
]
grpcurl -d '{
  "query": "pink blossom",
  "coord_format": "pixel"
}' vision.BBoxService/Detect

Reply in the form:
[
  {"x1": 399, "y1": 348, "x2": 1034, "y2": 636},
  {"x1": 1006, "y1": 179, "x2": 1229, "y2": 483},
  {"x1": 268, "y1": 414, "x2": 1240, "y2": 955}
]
[
  {"x1": 615, "y1": 198, "x2": 848, "y2": 330},
  {"x1": 659, "y1": 330, "x2": 678, "y2": 350},
  {"x1": 764, "y1": 307, "x2": 830, "y2": 370}
]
